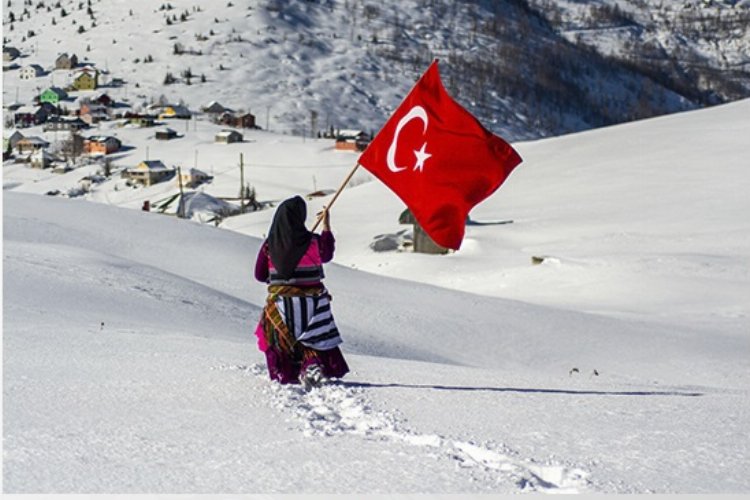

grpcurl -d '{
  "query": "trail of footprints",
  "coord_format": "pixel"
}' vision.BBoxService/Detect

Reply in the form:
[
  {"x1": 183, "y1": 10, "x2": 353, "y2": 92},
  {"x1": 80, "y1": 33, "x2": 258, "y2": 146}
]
[{"x1": 228, "y1": 364, "x2": 590, "y2": 493}]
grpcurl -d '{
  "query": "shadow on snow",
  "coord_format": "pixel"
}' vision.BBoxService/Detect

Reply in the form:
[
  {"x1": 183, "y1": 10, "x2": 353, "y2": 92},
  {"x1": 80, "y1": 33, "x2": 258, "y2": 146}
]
[{"x1": 338, "y1": 381, "x2": 703, "y2": 397}]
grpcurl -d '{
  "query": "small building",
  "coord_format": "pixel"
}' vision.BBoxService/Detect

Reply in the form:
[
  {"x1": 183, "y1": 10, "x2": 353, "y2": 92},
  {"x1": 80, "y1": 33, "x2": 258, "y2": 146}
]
[
  {"x1": 73, "y1": 68, "x2": 99, "y2": 91},
  {"x1": 203, "y1": 101, "x2": 232, "y2": 115},
  {"x1": 84, "y1": 135, "x2": 122, "y2": 155},
  {"x1": 3, "y1": 46, "x2": 21, "y2": 64},
  {"x1": 125, "y1": 114, "x2": 156, "y2": 128},
  {"x1": 4, "y1": 101, "x2": 24, "y2": 112},
  {"x1": 236, "y1": 113, "x2": 257, "y2": 129},
  {"x1": 15, "y1": 136, "x2": 50, "y2": 155},
  {"x1": 215, "y1": 129, "x2": 243, "y2": 144},
  {"x1": 399, "y1": 208, "x2": 449, "y2": 255},
  {"x1": 79, "y1": 99, "x2": 110, "y2": 124},
  {"x1": 13, "y1": 111, "x2": 37, "y2": 128},
  {"x1": 30, "y1": 149, "x2": 58, "y2": 169},
  {"x1": 6, "y1": 131, "x2": 25, "y2": 151},
  {"x1": 219, "y1": 112, "x2": 256, "y2": 129},
  {"x1": 14, "y1": 106, "x2": 50, "y2": 128},
  {"x1": 51, "y1": 162, "x2": 73, "y2": 174},
  {"x1": 38, "y1": 102, "x2": 62, "y2": 116},
  {"x1": 43, "y1": 116, "x2": 88, "y2": 132},
  {"x1": 158, "y1": 104, "x2": 191, "y2": 120},
  {"x1": 335, "y1": 130, "x2": 371, "y2": 152},
  {"x1": 78, "y1": 174, "x2": 105, "y2": 191},
  {"x1": 39, "y1": 87, "x2": 68, "y2": 105},
  {"x1": 155, "y1": 128, "x2": 178, "y2": 140},
  {"x1": 176, "y1": 191, "x2": 241, "y2": 221},
  {"x1": 19, "y1": 64, "x2": 45, "y2": 80},
  {"x1": 125, "y1": 160, "x2": 174, "y2": 186},
  {"x1": 178, "y1": 167, "x2": 212, "y2": 188},
  {"x1": 60, "y1": 134, "x2": 86, "y2": 159},
  {"x1": 55, "y1": 53, "x2": 78, "y2": 70},
  {"x1": 93, "y1": 93, "x2": 114, "y2": 107}
]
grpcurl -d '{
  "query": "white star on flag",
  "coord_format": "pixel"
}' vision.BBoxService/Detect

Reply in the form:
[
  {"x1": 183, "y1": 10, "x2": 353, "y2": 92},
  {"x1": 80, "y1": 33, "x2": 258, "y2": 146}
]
[{"x1": 413, "y1": 143, "x2": 432, "y2": 172}]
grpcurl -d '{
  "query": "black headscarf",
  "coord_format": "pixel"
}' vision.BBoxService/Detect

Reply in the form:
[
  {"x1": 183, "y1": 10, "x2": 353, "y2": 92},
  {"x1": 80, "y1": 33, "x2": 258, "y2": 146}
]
[{"x1": 267, "y1": 195, "x2": 312, "y2": 280}]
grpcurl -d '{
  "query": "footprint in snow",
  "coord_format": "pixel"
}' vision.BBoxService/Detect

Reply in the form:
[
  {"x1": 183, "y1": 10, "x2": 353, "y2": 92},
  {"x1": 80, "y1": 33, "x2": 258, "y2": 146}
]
[{"x1": 233, "y1": 363, "x2": 590, "y2": 493}]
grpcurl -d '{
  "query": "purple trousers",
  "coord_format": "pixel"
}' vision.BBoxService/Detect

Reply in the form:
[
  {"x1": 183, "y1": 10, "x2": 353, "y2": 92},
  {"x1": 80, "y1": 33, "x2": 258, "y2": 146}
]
[{"x1": 264, "y1": 345, "x2": 350, "y2": 385}]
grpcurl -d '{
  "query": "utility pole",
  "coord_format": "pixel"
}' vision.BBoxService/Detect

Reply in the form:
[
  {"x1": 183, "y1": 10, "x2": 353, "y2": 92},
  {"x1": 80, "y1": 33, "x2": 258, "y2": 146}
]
[
  {"x1": 266, "y1": 105, "x2": 270, "y2": 131},
  {"x1": 310, "y1": 110, "x2": 318, "y2": 140},
  {"x1": 177, "y1": 166, "x2": 185, "y2": 218},
  {"x1": 239, "y1": 152, "x2": 245, "y2": 211}
]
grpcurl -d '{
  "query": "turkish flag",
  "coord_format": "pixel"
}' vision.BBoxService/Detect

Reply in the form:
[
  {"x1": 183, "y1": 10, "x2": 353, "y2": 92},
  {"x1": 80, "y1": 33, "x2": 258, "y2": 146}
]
[{"x1": 357, "y1": 60, "x2": 522, "y2": 250}]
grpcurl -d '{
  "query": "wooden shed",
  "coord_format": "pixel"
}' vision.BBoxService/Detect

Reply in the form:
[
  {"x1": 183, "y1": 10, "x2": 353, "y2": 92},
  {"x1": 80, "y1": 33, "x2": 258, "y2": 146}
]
[
  {"x1": 219, "y1": 112, "x2": 256, "y2": 129},
  {"x1": 155, "y1": 128, "x2": 178, "y2": 140},
  {"x1": 55, "y1": 53, "x2": 78, "y2": 70},
  {"x1": 399, "y1": 208, "x2": 449, "y2": 255},
  {"x1": 3, "y1": 46, "x2": 21, "y2": 64},
  {"x1": 178, "y1": 167, "x2": 212, "y2": 188},
  {"x1": 335, "y1": 130, "x2": 371, "y2": 152},
  {"x1": 215, "y1": 129, "x2": 243, "y2": 144}
]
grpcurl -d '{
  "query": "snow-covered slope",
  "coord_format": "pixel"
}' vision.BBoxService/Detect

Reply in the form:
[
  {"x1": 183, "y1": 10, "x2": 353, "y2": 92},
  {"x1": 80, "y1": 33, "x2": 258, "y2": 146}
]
[
  {"x1": 3, "y1": 97, "x2": 749, "y2": 493},
  {"x1": 5, "y1": 189, "x2": 749, "y2": 494}
]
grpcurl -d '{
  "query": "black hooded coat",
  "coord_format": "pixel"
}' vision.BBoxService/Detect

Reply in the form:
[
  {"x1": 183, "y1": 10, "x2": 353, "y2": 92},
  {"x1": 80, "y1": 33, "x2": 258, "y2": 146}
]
[{"x1": 266, "y1": 196, "x2": 313, "y2": 280}]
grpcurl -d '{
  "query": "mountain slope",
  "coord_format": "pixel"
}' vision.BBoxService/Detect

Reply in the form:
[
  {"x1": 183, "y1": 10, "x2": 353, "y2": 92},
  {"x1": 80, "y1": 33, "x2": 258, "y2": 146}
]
[{"x1": 3, "y1": 0, "x2": 749, "y2": 140}]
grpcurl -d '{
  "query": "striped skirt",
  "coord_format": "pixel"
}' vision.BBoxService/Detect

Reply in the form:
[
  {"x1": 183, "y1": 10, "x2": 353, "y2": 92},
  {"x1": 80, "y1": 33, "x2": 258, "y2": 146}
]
[
  {"x1": 275, "y1": 293, "x2": 342, "y2": 351},
  {"x1": 256, "y1": 285, "x2": 348, "y2": 384}
]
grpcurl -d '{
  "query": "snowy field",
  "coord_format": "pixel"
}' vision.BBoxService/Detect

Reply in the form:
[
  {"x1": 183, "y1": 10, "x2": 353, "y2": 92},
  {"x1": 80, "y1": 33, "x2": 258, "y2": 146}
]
[{"x1": 3, "y1": 99, "x2": 750, "y2": 495}]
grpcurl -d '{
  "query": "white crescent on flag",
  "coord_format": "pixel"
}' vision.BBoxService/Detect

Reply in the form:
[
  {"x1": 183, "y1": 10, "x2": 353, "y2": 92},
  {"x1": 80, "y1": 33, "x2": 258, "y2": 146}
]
[{"x1": 386, "y1": 105, "x2": 431, "y2": 173}]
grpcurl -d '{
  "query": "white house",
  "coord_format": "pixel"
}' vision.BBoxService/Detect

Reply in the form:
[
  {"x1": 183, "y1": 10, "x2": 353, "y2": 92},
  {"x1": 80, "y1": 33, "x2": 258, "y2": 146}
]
[
  {"x1": 20, "y1": 64, "x2": 44, "y2": 80},
  {"x1": 178, "y1": 167, "x2": 212, "y2": 188},
  {"x1": 125, "y1": 160, "x2": 174, "y2": 186},
  {"x1": 30, "y1": 149, "x2": 57, "y2": 169}
]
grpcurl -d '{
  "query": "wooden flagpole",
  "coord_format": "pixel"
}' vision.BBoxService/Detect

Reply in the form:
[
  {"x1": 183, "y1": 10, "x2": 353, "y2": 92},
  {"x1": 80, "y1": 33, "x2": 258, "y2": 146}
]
[{"x1": 310, "y1": 162, "x2": 361, "y2": 231}]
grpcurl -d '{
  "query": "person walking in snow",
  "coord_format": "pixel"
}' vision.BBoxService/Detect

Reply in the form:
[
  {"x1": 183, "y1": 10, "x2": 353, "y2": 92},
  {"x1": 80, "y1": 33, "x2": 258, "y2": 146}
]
[{"x1": 254, "y1": 195, "x2": 349, "y2": 389}]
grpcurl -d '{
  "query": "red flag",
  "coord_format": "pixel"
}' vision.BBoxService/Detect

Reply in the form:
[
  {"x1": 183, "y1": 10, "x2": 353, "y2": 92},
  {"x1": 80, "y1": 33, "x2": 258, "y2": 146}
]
[{"x1": 357, "y1": 60, "x2": 522, "y2": 250}]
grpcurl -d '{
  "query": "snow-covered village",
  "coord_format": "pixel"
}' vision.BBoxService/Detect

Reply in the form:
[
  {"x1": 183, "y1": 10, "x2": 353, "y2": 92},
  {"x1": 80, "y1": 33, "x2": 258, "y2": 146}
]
[{"x1": 2, "y1": 0, "x2": 750, "y2": 497}]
